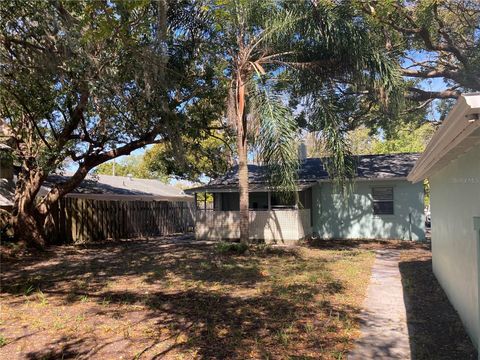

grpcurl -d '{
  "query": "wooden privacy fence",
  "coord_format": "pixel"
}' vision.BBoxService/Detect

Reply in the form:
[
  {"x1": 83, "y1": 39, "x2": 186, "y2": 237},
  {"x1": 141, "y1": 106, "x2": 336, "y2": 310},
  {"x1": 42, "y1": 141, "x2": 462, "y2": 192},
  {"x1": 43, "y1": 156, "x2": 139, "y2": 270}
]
[{"x1": 45, "y1": 198, "x2": 194, "y2": 244}]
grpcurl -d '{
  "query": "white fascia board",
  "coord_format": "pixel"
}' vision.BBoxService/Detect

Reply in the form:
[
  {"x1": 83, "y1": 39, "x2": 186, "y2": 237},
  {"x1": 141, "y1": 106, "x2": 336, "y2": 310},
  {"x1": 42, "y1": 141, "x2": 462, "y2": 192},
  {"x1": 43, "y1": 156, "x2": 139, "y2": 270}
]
[
  {"x1": 408, "y1": 94, "x2": 480, "y2": 183},
  {"x1": 316, "y1": 177, "x2": 408, "y2": 183}
]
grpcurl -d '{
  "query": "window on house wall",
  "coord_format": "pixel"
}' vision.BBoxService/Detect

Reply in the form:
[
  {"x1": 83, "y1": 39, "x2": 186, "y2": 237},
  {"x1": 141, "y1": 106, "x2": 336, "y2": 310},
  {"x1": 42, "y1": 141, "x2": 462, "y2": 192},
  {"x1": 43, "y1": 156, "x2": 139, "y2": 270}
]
[
  {"x1": 249, "y1": 192, "x2": 269, "y2": 210},
  {"x1": 196, "y1": 192, "x2": 214, "y2": 210},
  {"x1": 271, "y1": 192, "x2": 296, "y2": 209},
  {"x1": 372, "y1": 187, "x2": 394, "y2": 215}
]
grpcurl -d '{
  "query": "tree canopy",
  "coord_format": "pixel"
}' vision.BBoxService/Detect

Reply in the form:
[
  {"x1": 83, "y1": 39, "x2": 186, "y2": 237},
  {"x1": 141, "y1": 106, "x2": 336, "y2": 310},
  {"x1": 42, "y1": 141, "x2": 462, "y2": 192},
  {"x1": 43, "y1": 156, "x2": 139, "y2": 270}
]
[
  {"x1": 94, "y1": 154, "x2": 169, "y2": 182},
  {"x1": 95, "y1": 131, "x2": 231, "y2": 182},
  {"x1": 356, "y1": 0, "x2": 480, "y2": 102},
  {"x1": 1, "y1": 0, "x2": 478, "y2": 247},
  {"x1": 0, "y1": 0, "x2": 218, "y2": 246}
]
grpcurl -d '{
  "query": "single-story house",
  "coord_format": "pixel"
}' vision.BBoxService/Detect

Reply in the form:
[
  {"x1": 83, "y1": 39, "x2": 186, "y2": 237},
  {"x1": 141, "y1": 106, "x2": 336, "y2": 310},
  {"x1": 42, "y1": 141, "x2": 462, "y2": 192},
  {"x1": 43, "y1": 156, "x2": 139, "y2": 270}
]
[
  {"x1": 44, "y1": 172, "x2": 193, "y2": 202},
  {"x1": 0, "y1": 151, "x2": 195, "y2": 241},
  {"x1": 187, "y1": 153, "x2": 425, "y2": 243},
  {"x1": 408, "y1": 93, "x2": 480, "y2": 350},
  {"x1": 0, "y1": 137, "x2": 193, "y2": 204},
  {"x1": 1, "y1": 173, "x2": 193, "y2": 207}
]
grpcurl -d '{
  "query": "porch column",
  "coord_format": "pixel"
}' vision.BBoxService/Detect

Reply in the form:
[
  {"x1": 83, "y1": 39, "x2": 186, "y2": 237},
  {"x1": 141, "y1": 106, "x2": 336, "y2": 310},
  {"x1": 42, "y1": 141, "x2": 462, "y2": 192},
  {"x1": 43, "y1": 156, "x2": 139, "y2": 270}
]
[{"x1": 268, "y1": 191, "x2": 271, "y2": 210}]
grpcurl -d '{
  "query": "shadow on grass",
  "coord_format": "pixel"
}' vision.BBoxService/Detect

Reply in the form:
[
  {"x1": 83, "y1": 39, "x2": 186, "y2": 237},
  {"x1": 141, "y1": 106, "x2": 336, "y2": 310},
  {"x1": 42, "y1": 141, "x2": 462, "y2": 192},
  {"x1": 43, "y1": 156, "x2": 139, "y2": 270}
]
[
  {"x1": 25, "y1": 336, "x2": 93, "y2": 359},
  {"x1": 24, "y1": 335, "x2": 133, "y2": 360},
  {"x1": 399, "y1": 254, "x2": 477, "y2": 360},
  {"x1": 0, "y1": 238, "x2": 360, "y2": 358},
  {"x1": 1, "y1": 239, "x2": 268, "y2": 299}
]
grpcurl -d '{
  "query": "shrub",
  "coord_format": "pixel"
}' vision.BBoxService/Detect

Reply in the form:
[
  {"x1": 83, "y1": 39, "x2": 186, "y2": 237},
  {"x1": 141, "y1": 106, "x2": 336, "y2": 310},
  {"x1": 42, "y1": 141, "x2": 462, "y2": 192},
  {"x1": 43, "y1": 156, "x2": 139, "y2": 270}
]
[{"x1": 215, "y1": 241, "x2": 249, "y2": 255}]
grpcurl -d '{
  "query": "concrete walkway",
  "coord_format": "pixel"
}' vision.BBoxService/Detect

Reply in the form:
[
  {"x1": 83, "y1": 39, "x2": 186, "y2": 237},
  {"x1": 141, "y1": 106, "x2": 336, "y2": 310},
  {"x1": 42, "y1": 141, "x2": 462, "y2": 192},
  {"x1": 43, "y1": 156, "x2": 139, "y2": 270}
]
[{"x1": 349, "y1": 250, "x2": 411, "y2": 359}]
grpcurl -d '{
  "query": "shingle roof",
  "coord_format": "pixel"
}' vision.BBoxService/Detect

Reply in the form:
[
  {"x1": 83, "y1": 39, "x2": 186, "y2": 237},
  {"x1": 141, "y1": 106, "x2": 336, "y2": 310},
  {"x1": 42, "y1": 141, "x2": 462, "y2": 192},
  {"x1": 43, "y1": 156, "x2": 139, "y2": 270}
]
[
  {"x1": 43, "y1": 173, "x2": 193, "y2": 201},
  {"x1": 187, "y1": 153, "x2": 421, "y2": 193},
  {"x1": 1, "y1": 173, "x2": 193, "y2": 206}
]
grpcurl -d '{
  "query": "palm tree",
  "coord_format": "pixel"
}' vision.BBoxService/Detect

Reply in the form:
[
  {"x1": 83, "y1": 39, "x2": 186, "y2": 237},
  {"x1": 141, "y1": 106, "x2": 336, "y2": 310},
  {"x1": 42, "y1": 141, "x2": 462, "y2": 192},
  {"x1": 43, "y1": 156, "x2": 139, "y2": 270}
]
[{"x1": 207, "y1": 0, "x2": 402, "y2": 243}]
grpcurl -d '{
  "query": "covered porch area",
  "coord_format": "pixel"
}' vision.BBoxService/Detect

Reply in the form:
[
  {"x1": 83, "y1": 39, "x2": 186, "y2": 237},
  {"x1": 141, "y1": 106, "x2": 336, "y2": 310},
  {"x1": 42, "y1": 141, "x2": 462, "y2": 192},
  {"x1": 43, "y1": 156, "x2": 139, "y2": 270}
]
[{"x1": 191, "y1": 185, "x2": 314, "y2": 244}]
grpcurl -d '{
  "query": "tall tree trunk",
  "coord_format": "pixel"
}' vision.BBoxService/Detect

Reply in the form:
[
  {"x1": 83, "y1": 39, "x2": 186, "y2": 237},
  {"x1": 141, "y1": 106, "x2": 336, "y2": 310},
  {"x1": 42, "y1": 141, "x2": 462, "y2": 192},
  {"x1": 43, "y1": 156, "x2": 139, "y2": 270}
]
[
  {"x1": 8, "y1": 168, "x2": 50, "y2": 249},
  {"x1": 11, "y1": 208, "x2": 46, "y2": 249},
  {"x1": 10, "y1": 177, "x2": 47, "y2": 249},
  {"x1": 236, "y1": 72, "x2": 249, "y2": 243}
]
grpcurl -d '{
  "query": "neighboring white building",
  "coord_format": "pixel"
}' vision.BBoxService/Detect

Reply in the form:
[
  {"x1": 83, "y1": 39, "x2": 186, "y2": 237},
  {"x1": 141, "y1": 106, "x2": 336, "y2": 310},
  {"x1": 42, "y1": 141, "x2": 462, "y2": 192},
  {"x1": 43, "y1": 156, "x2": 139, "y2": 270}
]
[{"x1": 408, "y1": 93, "x2": 480, "y2": 350}]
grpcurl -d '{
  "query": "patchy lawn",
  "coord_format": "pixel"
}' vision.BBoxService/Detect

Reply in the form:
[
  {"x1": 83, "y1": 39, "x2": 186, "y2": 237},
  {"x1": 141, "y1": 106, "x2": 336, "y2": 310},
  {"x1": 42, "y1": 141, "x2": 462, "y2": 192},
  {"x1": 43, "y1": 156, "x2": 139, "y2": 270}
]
[
  {"x1": 399, "y1": 248, "x2": 477, "y2": 360},
  {"x1": 1, "y1": 238, "x2": 374, "y2": 359}
]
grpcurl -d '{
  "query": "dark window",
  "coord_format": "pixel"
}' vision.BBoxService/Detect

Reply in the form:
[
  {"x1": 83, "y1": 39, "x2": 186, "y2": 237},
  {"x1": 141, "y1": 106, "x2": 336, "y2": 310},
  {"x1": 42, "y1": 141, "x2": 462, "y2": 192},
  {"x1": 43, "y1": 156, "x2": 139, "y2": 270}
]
[
  {"x1": 372, "y1": 187, "x2": 394, "y2": 215},
  {"x1": 271, "y1": 192, "x2": 296, "y2": 209},
  {"x1": 249, "y1": 192, "x2": 269, "y2": 210}
]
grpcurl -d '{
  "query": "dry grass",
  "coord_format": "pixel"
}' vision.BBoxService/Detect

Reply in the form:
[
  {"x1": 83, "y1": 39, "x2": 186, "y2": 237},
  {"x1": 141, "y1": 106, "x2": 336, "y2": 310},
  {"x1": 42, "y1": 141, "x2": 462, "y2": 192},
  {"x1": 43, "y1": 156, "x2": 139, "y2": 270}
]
[{"x1": 0, "y1": 237, "x2": 375, "y2": 359}]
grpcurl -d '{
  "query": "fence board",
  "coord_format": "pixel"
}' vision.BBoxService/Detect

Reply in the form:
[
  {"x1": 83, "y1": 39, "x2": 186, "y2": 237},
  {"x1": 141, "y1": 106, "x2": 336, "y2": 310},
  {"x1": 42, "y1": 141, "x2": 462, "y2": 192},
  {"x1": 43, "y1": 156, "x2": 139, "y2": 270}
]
[{"x1": 49, "y1": 198, "x2": 193, "y2": 244}]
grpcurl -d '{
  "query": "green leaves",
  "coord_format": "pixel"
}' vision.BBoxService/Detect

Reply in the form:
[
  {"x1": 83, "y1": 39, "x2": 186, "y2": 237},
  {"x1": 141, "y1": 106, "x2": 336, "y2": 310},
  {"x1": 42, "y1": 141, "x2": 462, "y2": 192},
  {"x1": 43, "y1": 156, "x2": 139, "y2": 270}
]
[
  {"x1": 254, "y1": 88, "x2": 299, "y2": 194},
  {"x1": 308, "y1": 95, "x2": 356, "y2": 189}
]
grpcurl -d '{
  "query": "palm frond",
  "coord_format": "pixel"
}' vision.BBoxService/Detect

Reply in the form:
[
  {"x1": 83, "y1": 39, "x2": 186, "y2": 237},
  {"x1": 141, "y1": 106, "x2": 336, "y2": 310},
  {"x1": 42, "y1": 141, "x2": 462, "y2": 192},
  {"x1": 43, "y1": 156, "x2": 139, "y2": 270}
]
[
  {"x1": 251, "y1": 81, "x2": 299, "y2": 195},
  {"x1": 284, "y1": 1, "x2": 403, "y2": 185},
  {"x1": 313, "y1": 96, "x2": 356, "y2": 192}
]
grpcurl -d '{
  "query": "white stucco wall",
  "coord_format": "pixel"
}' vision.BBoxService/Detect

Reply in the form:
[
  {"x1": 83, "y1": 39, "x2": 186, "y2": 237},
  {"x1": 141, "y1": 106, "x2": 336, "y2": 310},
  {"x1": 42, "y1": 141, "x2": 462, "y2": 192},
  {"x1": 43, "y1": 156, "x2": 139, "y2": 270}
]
[
  {"x1": 313, "y1": 180, "x2": 425, "y2": 241},
  {"x1": 429, "y1": 141, "x2": 480, "y2": 349}
]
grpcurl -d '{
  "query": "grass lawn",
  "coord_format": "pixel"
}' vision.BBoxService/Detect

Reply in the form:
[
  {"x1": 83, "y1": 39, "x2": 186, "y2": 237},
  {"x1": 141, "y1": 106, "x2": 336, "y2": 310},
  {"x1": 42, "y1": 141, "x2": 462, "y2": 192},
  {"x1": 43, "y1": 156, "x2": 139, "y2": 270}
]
[{"x1": 0, "y1": 238, "x2": 375, "y2": 359}]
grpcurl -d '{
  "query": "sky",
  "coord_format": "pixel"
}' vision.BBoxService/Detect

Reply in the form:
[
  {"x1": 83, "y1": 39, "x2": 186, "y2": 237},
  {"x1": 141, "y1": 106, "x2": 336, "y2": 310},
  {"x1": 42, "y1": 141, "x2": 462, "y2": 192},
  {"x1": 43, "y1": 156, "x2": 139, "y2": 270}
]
[
  {"x1": 402, "y1": 50, "x2": 451, "y2": 122},
  {"x1": 69, "y1": 50, "x2": 452, "y2": 184}
]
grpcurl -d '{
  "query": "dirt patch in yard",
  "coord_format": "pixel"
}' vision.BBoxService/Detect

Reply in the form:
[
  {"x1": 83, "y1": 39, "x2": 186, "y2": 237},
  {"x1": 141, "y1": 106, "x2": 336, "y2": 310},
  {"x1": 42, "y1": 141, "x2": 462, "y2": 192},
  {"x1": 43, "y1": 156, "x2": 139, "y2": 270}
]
[
  {"x1": 1, "y1": 238, "x2": 375, "y2": 359},
  {"x1": 399, "y1": 248, "x2": 477, "y2": 360}
]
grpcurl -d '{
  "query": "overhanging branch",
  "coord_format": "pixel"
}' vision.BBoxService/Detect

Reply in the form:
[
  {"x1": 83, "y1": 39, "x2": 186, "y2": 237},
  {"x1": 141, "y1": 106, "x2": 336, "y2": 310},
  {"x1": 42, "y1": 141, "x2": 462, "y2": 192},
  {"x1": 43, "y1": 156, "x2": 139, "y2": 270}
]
[{"x1": 407, "y1": 87, "x2": 460, "y2": 101}]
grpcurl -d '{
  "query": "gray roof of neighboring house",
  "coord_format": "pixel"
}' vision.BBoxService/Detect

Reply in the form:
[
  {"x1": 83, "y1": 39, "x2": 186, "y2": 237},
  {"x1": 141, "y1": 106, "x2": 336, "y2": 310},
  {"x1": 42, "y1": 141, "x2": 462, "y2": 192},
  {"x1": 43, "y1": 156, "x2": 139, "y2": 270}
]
[
  {"x1": 44, "y1": 173, "x2": 193, "y2": 201},
  {"x1": 1, "y1": 173, "x2": 192, "y2": 204},
  {"x1": 186, "y1": 153, "x2": 421, "y2": 193}
]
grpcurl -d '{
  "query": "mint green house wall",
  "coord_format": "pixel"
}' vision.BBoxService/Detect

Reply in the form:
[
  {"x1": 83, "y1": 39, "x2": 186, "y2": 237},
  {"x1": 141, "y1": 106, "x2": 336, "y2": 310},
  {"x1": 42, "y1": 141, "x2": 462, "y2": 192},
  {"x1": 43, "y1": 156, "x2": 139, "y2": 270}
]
[
  {"x1": 429, "y1": 142, "x2": 480, "y2": 349},
  {"x1": 312, "y1": 180, "x2": 425, "y2": 241}
]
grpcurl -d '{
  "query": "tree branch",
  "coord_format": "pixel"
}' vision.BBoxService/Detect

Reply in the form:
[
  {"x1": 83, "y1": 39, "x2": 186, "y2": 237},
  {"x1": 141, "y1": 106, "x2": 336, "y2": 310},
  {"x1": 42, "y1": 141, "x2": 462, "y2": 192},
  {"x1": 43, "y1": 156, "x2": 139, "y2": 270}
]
[
  {"x1": 406, "y1": 87, "x2": 460, "y2": 101},
  {"x1": 36, "y1": 132, "x2": 167, "y2": 214}
]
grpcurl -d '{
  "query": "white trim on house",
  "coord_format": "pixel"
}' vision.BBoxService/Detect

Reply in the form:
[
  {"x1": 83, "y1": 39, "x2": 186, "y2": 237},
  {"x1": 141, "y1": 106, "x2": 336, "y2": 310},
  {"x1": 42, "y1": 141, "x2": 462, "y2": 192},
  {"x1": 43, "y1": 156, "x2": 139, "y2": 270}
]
[
  {"x1": 408, "y1": 93, "x2": 480, "y2": 183},
  {"x1": 190, "y1": 183, "x2": 316, "y2": 193},
  {"x1": 191, "y1": 177, "x2": 410, "y2": 194},
  {"x1": 316, "y1": 177, "x2": 409, "y2": 183}
]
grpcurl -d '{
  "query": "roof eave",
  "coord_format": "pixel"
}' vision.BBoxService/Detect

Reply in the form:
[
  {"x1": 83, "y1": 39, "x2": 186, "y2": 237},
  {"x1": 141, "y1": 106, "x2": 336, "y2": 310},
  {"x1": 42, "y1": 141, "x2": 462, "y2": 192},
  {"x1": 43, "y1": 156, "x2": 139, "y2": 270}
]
[
  {"x1": 185, "y1": 182, "x2": 319, "y2": 194},
  {"x1": 316, "y1": 176, "x2": 408, "y2": 183},
  {"x1": 408, "y1": 94, "x2": 480, "y2": 183},
  {"x1": 185, "y1": 177, "x2": 409, "y2": 193}
]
